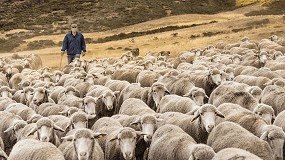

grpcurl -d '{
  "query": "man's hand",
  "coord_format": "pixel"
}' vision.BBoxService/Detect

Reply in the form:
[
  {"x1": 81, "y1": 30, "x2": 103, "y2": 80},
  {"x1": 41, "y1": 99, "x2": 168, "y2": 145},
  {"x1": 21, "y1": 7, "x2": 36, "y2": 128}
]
[
  {"x1": 61, "y1": 51, "x2": 65, "y2": 56},
  {"x1": 82, "y1": 51, "x2": 86, "y2": 57}
]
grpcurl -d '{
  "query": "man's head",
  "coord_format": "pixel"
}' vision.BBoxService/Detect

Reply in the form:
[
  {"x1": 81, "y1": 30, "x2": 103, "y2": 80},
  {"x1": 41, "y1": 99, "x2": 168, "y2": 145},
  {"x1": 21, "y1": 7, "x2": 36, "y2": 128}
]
[{"x1": 71, "y1": 24, "x2": 78, "y2": 33}]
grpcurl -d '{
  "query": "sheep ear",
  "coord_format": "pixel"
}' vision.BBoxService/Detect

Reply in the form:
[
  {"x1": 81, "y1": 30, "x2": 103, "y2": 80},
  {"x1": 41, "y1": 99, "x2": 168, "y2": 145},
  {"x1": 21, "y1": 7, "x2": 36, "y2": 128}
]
[
  {"x1": 62, "y1": 135, "x2": 74, "y2": 141},
  {"x1": 187, "y1": 108, "x2": 199, "y2": 115},
  {"x1": 4, "y1": 125, "x2": 14, "y2": 133},
  {"x1": 27, "y1": 127, "x2": 37, "y2": 136},
  {"x1": 114, "y1": 91, "x2": 120, "y2": 97},
  {"x1": 130, "y1": 118, "x2": 141, "y2": 126},
  {"x1": 135, "y1": 131, "x2": 147, "y2": 136},
  {"x1": 215, "y1": 110, "x2": 225, "y2": 118},
  {"x1": 191, "y1": 111, "x2": 201, "y2": 122},
  {"x1": 0, "y1": 148, "x2": 7, "y2": 159},
  {"x1": 165, "y1": 90, "x2": 170, "y2": 95},
  {"x1": 183, "y1": 92, "x2": 191, "y2": 97},
  {"x1": 156, "y1": 118, "x2": 164, "y2": 122},
  {"x1": 53, "y1": 124, "x2": 65, "y2": 132},
  {"x1": 93, "y1": 133, "x2": 107, "y2": 139},
  {"x1": 108, "y1": 135, "x2": 118, "y2": 142},
  {"x1": 58, "y1": 109, "x2": 69, "y2": 115},
  {"x1": 260, "y1": 131, "x2": 269, "y2": 141},
  {"x1": 97, "y1": 95, "x2": 103, "y2": 100},
  {"x1": 87, "y1": 115, "x2": 96, "y2": 120}
]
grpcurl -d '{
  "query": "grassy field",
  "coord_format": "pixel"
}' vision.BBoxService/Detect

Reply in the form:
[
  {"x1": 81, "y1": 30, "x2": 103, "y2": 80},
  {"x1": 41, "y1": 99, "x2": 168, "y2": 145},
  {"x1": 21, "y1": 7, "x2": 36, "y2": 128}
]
[{"x1": 0, "y1": 3, "x2": 285, "y2": 70}]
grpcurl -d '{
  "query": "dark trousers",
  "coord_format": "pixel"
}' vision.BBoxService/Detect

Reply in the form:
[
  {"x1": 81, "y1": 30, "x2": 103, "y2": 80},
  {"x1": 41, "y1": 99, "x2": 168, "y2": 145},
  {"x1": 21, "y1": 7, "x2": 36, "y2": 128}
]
[{"x1": 67, "y1": 54, "x2": 80, "y2": 64}]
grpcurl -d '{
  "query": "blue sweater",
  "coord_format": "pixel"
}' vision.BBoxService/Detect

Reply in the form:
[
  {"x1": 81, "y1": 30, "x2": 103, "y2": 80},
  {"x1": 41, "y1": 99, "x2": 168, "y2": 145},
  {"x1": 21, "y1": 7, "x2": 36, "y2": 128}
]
[{"x1": 61, "y1": 32, "x2": 86, "y2": 55}]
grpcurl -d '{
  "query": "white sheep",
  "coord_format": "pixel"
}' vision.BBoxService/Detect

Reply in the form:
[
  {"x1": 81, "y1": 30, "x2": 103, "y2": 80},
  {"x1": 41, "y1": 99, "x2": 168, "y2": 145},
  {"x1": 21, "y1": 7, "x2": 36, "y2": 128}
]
[
  {"x1": 207, "y1": 121, "x2": 274, "y2": 160},
  {"x1": 148, "y1": 124, "x2": 215, "y2": 160},
  {"x1": 157, "y1": 94, "x2": 199, "y2": 113},
  {"x1": 8, "y1": 139, "x2": 64, "y2": 160},
  {"x1": 158, "y1": 104, "x2": 224, "y2": 144}
]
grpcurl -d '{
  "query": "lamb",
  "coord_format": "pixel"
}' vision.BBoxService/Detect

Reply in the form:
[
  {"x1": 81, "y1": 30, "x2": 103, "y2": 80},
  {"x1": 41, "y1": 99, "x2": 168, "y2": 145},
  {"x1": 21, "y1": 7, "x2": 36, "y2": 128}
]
[
  {"x1": 260, "y1": 85, "x2": 285, "y2": 115},
  {"x1": 157, "y1": 94, "x2": 199, "y2": 113},
  {"x1": 92, "y1": 117, "x2": 145, "y2": 160},
  {"x1": 148, "y1": 124, "x2": 215, "y2": 160},
  {"x1": 209, "y1": 84, "x2": 258, "y2": 111},
  {"x1": 59, "y1": 128, "x2": 105, "y2": 160},
  {"x1": 217, "y1": 103, "x2": 285, "y2": 160},
  {"x1": 8, "y1": 139, "x2": 64, "y2": 160},
  {"x1": 158, "y1": 104, "x2": 224, "y2": 144},
  {"x1": 212, "y1": 148, "x2": 262, "y2": 160},
  {"x1": 207, "y1": 121, "x2": 273, "y2": 160}
]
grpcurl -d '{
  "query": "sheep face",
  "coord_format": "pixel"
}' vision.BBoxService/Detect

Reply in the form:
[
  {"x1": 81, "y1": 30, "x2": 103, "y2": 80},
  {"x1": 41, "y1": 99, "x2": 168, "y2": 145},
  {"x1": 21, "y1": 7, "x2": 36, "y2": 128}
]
[
  {"x1": 185, "y1": 88, "x2": 206, "y2": 106},
  {"x1": 132, "y1": 115, "x2": 158, "y2": 143},
  {"x1": 232, "y1": 56, "x2": 242, "y2": 64},
  {"x1": 260, "y1": 127, "x2": 285, "y2": 160},
  {"x1": 32, "y1": 88, "x2": 48, "y2": 105},
  {"x1": 82, "y1": 97, "x2": 97, "y2": 115},
  {"x1": 54, "y1": 73, "x2": 62, "y2": 83},
  {"x1": 37, "y1": 125, "x2": 54, "y2": 142},
  {"x1": 63, "y1": 129, "x2": 106, "y2": 160},
  {"x1": 208, "y1": 70, "x2": 222, "y2": 86},
  {"x1": 0, "y1": 87, "x2": 13, "y2": 98},
  {"x1": 100, "y1": 91, "x2": 116, "y2": 111},
  {"x1": 200, "y1": 111, "x2": 217, "y2": 133},
  {"x1": 151, "y1": 84, "x2": 170, "y2": 107},
  {"x1": 110, "y1": 128, "x2": 142, "y2": 160}
]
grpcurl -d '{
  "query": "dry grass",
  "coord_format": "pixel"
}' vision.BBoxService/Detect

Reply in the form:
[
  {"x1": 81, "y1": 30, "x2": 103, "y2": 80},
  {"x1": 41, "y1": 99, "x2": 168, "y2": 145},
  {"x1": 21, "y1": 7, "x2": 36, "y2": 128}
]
[{"x1": 1, "y1": 4, "x2": 285, "y2": 70}]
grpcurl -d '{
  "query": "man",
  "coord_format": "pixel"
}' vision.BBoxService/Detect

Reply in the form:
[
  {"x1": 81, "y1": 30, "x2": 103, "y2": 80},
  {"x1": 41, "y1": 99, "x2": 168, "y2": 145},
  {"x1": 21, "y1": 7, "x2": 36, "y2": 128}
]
[{"x1": 61, "y1": 23, "x2": 86, "y2": 64}]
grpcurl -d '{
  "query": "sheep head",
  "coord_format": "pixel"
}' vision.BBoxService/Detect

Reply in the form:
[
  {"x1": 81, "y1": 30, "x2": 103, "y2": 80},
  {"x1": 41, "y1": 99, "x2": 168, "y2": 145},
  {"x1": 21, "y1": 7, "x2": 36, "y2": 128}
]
[
  {"x1": 191, "y1": 104, "x2": 224, "y2": 133},
  {"x1": 260, "y1": 125, "x2": 285, "y2": 160},
  {"x1": 62, "y1": 128, "x2": 106, "y2": 160}
]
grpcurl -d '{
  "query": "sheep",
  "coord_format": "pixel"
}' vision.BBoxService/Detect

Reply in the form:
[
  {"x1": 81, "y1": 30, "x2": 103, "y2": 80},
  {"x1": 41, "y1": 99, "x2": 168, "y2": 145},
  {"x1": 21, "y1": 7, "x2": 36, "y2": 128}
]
[
  {"x1": 253, "y1": 103, "x2": 275, "y2": 125},
  {"x1": 4, "y1": 103, "x2": 40, "y2": 121},
  {"x1": 260, "y1": 85, "x2": 285, "y2": 115},
  {"x1": 234, "y1": 74, "x2": 271, "y2": 89},
  {"x1": 112, "y1": 69, "x2": 141, "y2": 83},
  {"x1": 8, "y1": 139, "x2": 64, "y2": 160},
  {"x1": 59, "y1": 128, "x2": 105, "y2": 160},
  {"x1": 86, "y1": 85, "x2": 120, "y2": 118},
  {"x1": 273, "y1": 110, "x2": 285, "y2": 159},
  {"x1": 186, "y1": 68, "x2": 222, "y2": 97},
  {"x1": 146, "y1": 82, "x2": 170, "y2": 111},
  {"x1": 207, "y1": 122, "x2": 273, "y2": 160},
  {"x1": 263, "y1": 78, "x2": 285, "y2": 87},
  {"x1": 57, "y1": 94, "x2": 83, "y2": 109},
  {"x1": 30, "y1": 87, "x2": 55, "y2": 112},
  {"x1": 217, "y1": 103, "x2": 285, "y2": 160},
  {"x1": 158, "y1": 104, "x2": 224, "y2": 144},
  {"x1": 0, "y1": 97, "x2": 17, "y2": 111},
  {"x1": 0, "y1": 111, "x2": 25, "y2": 151},
  {"x1": 92, "y1": 117, "x2": 145, "y2": 160},
  {"x1": 8, "y1": 73, "x2": 24, "y2": 90},
  {"x1": 157, "y1": 94, "x2": 199, "y2": 113},
  {"x1": 209, "y1": 84, "x2": 258, "y2": 111},
  {"x1": 26, "y1": 117, "x2": 65, "y2": 147},
  {"x1": 212, "y1": 148, "x2": 262, "y2": 160},
  {"x1": 241, "y1": 50, "x2": 269, "y2": 68},
  {"x1": 148, "y1": 124, "x2": 215, "y2": 160},
  {"x1": 0, "y1": 86, "x2": 15, "y2": 98},
  {"x1": 74, "y1": 81, "x2": 93, "y2": 98},
  {"x1": 119, "y1": 98, "x2": 156, "y2": 116},
  {"x1": 105, "y1": 79, "x2": 131, "y2": 92},
  {"x1": 136, "y1": 70, "x2": 162, "y2": 87},
  {"x1": 221, "y1": 81, "x2": 262, "y2": 100}
]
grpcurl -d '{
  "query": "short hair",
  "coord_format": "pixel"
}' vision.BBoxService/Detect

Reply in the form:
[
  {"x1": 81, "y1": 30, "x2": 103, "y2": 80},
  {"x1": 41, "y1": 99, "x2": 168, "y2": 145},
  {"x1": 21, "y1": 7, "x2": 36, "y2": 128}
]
[{"x1": 71, "y1": 24, "x2": 78, "y2": 28}]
